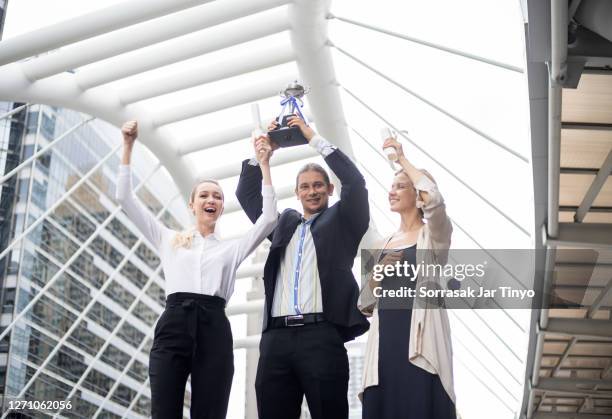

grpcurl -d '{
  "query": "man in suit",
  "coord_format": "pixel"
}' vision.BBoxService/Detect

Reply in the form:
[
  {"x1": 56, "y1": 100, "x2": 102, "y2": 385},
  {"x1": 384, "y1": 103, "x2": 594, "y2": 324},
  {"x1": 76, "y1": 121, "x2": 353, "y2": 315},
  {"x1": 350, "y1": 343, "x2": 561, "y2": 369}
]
[{"x1": 236, "y1": 116, "x2": 370, "y2": 419}]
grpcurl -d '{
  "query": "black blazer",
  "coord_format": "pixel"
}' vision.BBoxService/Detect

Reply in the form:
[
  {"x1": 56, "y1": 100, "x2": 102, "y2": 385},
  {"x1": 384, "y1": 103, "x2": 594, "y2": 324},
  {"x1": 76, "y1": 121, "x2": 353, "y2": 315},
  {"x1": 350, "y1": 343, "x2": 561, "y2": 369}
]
[{"x1": 236, "y1": 149, "x2": 370, "y2": 341}]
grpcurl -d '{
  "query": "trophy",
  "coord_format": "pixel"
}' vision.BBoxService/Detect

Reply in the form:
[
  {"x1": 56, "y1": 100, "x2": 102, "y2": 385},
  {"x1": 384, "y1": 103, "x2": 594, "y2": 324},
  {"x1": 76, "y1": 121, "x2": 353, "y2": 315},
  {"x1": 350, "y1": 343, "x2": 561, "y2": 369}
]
[{"x1": 267, "y1": 80, "x2": 310, "y2": 147}]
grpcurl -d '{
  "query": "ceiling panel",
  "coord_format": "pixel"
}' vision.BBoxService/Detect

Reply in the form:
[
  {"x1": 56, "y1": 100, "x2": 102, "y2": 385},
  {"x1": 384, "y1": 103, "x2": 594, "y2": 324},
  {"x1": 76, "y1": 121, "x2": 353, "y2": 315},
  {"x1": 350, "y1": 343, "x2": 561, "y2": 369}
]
[{"x1": 562, "y1": 74, "x2": 612, "y2": 124}]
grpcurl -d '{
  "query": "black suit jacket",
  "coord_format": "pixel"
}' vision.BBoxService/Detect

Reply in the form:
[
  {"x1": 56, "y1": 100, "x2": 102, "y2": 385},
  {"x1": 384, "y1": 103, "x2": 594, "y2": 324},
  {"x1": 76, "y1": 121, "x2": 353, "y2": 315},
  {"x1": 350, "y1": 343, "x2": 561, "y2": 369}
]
[{"x1": 236, "y1": 149, "x2": 370, "y2": 341}]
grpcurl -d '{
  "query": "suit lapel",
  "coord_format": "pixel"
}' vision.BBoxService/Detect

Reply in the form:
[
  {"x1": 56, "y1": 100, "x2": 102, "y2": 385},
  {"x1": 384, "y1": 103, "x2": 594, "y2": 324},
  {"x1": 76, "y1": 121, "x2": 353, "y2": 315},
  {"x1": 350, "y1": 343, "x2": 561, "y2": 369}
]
[{"x1": 270, "y1": 210, "x2": 301, "y2": 249}]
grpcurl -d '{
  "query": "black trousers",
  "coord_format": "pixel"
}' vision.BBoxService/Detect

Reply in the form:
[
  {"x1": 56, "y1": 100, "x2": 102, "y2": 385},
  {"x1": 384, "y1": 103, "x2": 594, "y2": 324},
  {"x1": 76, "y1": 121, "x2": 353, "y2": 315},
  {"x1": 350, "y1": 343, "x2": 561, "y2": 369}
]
[
  {"x1": 255, "y1": 321, "x2": 349, "y2": 419},
  {"x1": 149, "y1": 292, "x2": 234, "y2": 419}
]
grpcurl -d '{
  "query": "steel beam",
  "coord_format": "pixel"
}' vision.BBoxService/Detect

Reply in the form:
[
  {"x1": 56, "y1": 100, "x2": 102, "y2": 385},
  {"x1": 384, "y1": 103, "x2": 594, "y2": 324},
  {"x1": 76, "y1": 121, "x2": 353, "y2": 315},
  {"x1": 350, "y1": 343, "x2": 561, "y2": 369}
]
[
  {"x1": 0, "y1": 117, "x2": 94, "y2": 186},
  {"x1": 547, "y1": 223, "x2": 612, "y2": 249},
  {"x1": 236, "y1": 263, "x2": 265, "y2": 280},
  {"x1": 226, "y1": 299, "x2": 264, "y2": 316},
  {"x1": 560, "y1": 168, "x2": 601, "y2": 175},
  {"x1": 575, "y1": 149, "x2": 612, "y2": 222},
  {"x1": 223, "y1": 183, "x2": 295, "y2": 214},
  {"x1": 543, "y1": 318, "x2": 612, "y2": 339},
  {"x1": 551, "y1": 0, "x2": 569, "y2": 83},
  {"x1": 119, "y1": 47, "x2": 296, "y2": 104},
  {"x1": 234, "y1": 335, "x2": 261, "y2": 349},
  {"x1": 0, "y1": 66, "x2": 195, "y2": 200},
  {"x1": 178, "y1": 122, "x2": 257, "y2": 155},
  {"x1": 196, "y1": 146, "x2": 318, "y2": 181},
  {"x1": 0, "y1": 0, "x2": 208, "y2": 66},
  {"x1": 562, "y1": 122, "x2": 612, "y2": 131},
  {"x1": 0, "y1": 103, "x2": 29, "y2": 120},
  {"x1": 151, "y1": 74, "x2": 295, "y2": 127},
  {"x1": 177, "y1": 112, "x2": 313, "y2": 156},
  {"x1": 330, "y1": 14, "x2": 523, "y2": 73},
  {"x1": 334, "y1": 44, "x2": 529, "y2": 163},
  {"x1": 535, "y1": 377, "x2": 612, "y2": 397},
  {"x1": 343, "y1": 86, "x2": 531, "y2": 237},
  {"x1": 288, "y1": 0, "x2": 355, "y2": 157},
  {"x1": 75, "y1": 8, "x2": 291, "y2": 89},
  {"x1": 22, "y1": 0, "x2": 290, "y2": 80}
]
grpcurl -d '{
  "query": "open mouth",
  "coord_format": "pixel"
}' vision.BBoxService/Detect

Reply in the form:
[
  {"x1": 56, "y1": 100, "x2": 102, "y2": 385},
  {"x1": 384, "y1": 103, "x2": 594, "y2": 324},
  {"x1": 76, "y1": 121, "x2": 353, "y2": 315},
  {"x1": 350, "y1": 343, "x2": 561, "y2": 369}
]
[{"x1": 204, "y1": 207, "x2": 217, "y2": 213}]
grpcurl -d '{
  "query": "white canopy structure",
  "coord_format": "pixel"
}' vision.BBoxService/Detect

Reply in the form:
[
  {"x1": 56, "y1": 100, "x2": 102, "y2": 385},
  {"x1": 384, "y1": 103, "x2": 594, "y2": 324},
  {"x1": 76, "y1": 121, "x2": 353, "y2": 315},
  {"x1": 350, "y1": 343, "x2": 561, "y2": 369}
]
[
  {"x1": 0, "y1": 0, "x2": 356, "y2": 202},
  {"x1": 0, "y1": 0, "x2": 570, "y2": 418}
]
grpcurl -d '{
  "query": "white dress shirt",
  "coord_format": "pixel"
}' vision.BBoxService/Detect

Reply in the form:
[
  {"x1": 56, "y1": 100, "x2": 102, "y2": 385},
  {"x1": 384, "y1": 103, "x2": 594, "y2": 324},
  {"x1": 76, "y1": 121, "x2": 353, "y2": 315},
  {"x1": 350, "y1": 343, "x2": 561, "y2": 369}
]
[
  {"x1": 116, "y1": 164, "x2": 277, "y2": 301},
  {"x1": 257, "y1": 134, "x2": 337, "y2": 316},
  {"x1": 271, "y1": 212, "x2": 323, "y2": 316}
]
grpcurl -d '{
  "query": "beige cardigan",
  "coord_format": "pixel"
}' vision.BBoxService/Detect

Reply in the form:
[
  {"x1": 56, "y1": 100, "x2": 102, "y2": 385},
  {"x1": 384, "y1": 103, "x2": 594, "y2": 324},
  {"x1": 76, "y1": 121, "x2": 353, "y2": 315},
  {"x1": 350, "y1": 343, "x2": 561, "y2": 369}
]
[{"x1": 359, "y1": 176, "x2": 455, "y2": 404}]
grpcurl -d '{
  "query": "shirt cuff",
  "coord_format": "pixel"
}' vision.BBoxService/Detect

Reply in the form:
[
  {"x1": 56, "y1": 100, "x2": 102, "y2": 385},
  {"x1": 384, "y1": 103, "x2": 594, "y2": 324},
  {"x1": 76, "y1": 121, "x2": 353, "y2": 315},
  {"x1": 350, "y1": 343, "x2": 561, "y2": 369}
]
[
  {"x1": 262, "y1": 184, "x2": 275, "y2": 197},
  {"x1": 414, "y1": 176, "x2": 436, "y2": 193},
  {"x1": 248, "y1": 157, "x2": 259, "y2": 166},
  {"x1": 414, "y1": 176, "x2": 443, "y2": 210},
  {"x1": 309, "y1": 134, "x2": 337, "y2": 157}
]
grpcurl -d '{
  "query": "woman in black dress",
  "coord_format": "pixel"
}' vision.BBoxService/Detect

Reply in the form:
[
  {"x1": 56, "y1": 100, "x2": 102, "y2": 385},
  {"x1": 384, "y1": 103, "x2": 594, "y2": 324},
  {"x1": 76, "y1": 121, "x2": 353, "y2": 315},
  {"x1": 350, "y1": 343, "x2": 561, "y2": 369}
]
[{"x1": 360, "y1": 135, "x2": 456, "y2": 419}]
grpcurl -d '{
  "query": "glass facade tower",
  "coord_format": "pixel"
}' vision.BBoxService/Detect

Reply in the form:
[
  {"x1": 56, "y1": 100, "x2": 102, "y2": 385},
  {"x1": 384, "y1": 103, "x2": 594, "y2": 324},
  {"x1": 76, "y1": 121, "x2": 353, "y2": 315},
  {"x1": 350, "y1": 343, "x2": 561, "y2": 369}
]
[{"x1": 0, "y1": 104, "x2": 189, "y2": 418}]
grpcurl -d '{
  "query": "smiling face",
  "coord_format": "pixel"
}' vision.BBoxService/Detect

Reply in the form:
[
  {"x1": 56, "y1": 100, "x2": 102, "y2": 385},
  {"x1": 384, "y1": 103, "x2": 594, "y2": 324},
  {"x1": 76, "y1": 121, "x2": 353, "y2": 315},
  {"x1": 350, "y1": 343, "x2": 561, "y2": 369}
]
[
  {"x1": 188, "y1": 181, "x2": 224, "y2": 224},
  {"x1": 295, "y1": 169, "x2": 334, "y2": 218},
  {"x1": 388, "y1": 172, "x2": 418, "y2": 213}
]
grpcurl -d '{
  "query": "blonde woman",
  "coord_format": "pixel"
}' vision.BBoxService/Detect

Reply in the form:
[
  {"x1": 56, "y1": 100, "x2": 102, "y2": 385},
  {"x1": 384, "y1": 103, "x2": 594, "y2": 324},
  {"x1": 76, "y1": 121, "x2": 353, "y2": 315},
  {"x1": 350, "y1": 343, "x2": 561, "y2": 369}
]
[
  {"x1": 360, "y1": 137, "x2": 456, "y2": 419},
  {"x1": 116, "y1": 121, "x2": 277, "y2": 419}
]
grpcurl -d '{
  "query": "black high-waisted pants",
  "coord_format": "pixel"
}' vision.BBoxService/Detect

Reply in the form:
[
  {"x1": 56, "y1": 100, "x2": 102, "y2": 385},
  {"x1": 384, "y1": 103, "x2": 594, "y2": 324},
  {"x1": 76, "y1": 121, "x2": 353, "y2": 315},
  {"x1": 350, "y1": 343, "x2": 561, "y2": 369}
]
[{"x1": 149, "y1": 292, "x2": 233, "y2": 419}]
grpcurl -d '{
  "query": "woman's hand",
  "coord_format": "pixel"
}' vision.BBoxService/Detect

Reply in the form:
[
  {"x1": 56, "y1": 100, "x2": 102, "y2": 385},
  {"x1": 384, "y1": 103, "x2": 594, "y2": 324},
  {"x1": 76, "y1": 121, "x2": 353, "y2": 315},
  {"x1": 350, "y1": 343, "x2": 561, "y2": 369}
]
[
  {"x1": 121, "y1": 121, "x2": 138, "y2": 165},
  {"x1": 254, "y1": 134, "x2": 273, "y2": 166},
  {"x1": 382, "y1": 137, "x2": 405, "y2": 161},
  {"x1": 287, "y1": 115, "x2": 315, "y2": 142},
  {"x1": 121, "y1": 121, "x2": 138, "y2": 147}
]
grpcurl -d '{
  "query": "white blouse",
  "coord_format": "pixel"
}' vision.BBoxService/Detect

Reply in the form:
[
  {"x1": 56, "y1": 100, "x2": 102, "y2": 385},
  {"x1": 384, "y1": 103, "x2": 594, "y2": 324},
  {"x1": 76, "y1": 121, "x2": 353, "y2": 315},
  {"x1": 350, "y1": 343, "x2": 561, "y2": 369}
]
[{"x1": 116, "y1": 165, "x2": 277, "y2": 301}]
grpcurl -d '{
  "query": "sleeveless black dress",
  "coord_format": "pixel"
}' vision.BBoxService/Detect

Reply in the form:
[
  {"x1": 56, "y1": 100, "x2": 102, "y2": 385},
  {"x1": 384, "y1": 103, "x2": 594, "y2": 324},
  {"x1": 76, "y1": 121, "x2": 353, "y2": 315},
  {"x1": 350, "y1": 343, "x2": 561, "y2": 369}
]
[{"x1": 362, "y1": 245, "x2": 456, "y2": 419}]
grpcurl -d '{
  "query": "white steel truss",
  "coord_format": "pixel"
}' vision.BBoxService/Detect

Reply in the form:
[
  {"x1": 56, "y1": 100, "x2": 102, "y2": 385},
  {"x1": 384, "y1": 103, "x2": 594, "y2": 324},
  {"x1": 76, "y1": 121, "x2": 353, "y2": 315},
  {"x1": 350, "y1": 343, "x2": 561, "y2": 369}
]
[{"x1": 0, "y1": 1, "x2": 540, "y2": 418}]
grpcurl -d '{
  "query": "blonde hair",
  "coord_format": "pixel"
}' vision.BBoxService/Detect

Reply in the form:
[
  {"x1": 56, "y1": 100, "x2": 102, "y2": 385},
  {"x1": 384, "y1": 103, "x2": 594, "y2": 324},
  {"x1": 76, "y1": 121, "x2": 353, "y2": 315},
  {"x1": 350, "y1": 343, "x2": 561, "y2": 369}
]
[
  {"x1": 394, "y1": 169, "x2": 437, "y2": 218},
  {"x1": 172, "y1": 179, "x2": 223, "y2": 249},
  {"x1": 172, "y1": 228, "x2": 196, "y2": 249}
]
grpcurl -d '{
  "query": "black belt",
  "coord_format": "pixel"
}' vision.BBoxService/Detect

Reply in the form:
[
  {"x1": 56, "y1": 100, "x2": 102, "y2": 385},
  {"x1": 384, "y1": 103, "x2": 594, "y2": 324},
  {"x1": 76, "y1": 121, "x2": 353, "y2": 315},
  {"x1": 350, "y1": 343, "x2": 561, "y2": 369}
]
[
  {"x1": 164, "y1": 293, "x2": 226, "y2": 356},
  {"x1": 165, "y1": 292, "x2": 226, "y2": 309},
  {"x1": 269, "y1": 313, "x2": 326, "y2": 328}
]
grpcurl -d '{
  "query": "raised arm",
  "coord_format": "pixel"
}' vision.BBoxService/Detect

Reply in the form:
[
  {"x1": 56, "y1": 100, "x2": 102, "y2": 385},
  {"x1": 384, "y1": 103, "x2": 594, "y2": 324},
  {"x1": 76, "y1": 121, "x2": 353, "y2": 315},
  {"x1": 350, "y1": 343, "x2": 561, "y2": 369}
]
[
  {"x1": 384, "y1": 136, "x2": 432, "y2": 205},
  {"x1": 115, "y1": 121, "x2": 165, "y2": 250},
  {"x1": 236, "y1": 127, "x2": 280, "y2": 227},
  {"x1": 324, "y1": 146, "x2": 369, "y2": 236},
  {"x1": 234, "y1": 137, "x2": 278, "y2": 262},
  {"x1": 287, "y1": 116, "x2": 369, "y2": 237},
  {"x1": 415, "y1": 175, "x2": 452, "y2": 261},
  {"x1": 236, "y1": 158, "x2": 264, "y2": 224},
  {"x1": 383, "y1": 136, "x2": 452, "y2": 256}
]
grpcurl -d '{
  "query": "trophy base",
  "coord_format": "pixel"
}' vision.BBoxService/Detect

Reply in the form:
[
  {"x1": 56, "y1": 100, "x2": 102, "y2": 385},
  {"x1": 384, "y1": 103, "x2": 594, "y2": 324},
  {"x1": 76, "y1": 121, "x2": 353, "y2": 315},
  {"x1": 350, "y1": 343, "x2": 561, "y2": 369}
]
[{"x1": 268, "y1": 126, "x2": 308, "y2": 148}]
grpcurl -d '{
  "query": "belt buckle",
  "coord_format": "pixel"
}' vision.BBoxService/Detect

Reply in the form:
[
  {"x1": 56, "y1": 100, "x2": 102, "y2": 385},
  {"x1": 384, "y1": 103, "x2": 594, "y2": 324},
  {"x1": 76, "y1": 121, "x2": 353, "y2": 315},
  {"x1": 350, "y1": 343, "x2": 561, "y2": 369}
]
[{"x1": 285, "y1": 314, "x2": 304, "y2": 327}]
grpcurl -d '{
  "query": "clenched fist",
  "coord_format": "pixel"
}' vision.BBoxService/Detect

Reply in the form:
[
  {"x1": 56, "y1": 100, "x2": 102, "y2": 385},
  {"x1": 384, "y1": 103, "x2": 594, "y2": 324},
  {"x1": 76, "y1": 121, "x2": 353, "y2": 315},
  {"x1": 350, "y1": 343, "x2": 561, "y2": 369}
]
[{"x1": 121, "y1": 121, "x2": 138, "y2": 145}]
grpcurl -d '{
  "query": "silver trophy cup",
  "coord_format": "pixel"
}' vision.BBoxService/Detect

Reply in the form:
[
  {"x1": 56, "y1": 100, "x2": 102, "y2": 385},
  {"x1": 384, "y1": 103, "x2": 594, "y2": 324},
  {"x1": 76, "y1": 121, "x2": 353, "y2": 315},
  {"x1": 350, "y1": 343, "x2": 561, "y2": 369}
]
[{"x1": 268, "y1": 81, "x2": 310, "y2": 147}]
